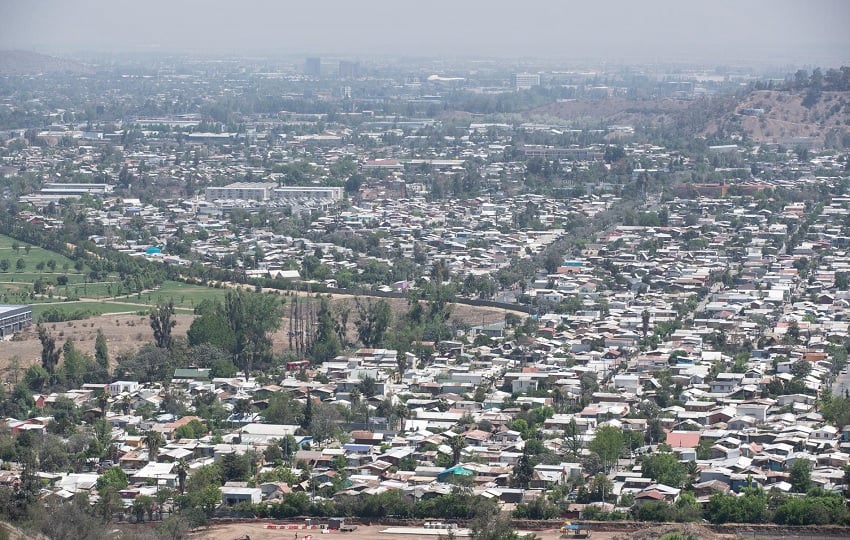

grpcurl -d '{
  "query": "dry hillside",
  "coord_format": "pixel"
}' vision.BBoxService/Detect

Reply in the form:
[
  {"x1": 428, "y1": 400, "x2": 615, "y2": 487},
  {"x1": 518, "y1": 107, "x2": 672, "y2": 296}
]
[{"x1": 707, "y1": 89, "x2": 850, "y2": 147}]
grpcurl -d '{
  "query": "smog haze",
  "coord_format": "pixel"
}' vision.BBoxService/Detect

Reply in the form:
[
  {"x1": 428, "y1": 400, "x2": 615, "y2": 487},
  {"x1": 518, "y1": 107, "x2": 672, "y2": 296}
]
[{"x1": 1, "y1": 0, "x2": 849, "y2": 65}]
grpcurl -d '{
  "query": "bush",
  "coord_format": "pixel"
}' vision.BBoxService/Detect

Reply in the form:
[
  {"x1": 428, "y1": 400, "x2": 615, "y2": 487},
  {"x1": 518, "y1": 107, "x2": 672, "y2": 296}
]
[{"x1": 773, "y1": 489, "x2": 849, "y2": 525}]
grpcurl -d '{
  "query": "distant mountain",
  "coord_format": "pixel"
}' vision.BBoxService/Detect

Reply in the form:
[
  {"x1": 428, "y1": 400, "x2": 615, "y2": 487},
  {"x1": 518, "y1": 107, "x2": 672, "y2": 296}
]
[{"x1": 0, "y1": 50, "x2": 95, "y2": 75}]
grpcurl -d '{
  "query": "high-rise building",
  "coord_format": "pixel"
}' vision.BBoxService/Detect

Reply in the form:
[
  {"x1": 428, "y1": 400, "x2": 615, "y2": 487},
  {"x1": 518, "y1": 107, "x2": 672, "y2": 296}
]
[
  {"x1": 304, "y1": 57, "x2": 321, "y2": 77},
  {"x1": 338, "y1": 60, "x2": 360, "y2": 78},
  {"x1": 513, "y1": 72, "x2": 541, "y2": 90}
]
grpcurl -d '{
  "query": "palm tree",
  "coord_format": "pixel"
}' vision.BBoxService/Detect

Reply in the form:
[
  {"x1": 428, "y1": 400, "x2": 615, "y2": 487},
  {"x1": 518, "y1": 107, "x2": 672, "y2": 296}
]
[
  {"x1": 234, "y1": 399, "x2": 253, "y2": 420},
  {"x1": 393, "y1": 403, "x2": 410, "y2": 432},
  {"x1": 449, "y1": 434, "x2": 466, "y2": 465},
  {"x1": 143, "y1": 430, "x2": 164, "y2": 463},
  {"x1": 95, "y1": 388, "x2": 110, "y2": 416},
  {"x1": 120, "y1": 394, "x2": 131, "y2": 415},
  {"x1": 175, "y1": 459, "x2": 188, "y2": 494},
  {"x1": 551, "y1": 387, "x2": 564, "y2": 413}
]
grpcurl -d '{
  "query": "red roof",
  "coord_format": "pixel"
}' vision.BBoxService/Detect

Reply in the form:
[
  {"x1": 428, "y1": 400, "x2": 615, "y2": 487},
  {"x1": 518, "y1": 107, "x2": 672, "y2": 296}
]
[
  {"x1": 636, "y1": 489, "x2": 666, "y2": 500},
  {"x1": 666, "y1": 431, "x2": 701, "y2": 448}
]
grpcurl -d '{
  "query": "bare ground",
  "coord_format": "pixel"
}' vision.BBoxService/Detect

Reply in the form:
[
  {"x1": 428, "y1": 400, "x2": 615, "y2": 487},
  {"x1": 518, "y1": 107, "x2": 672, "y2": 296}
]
[
  {"x1": 0, "y1": 295, "x2": 516, "y2": 384},
  {"x1": 190, "y1": 522, "x2": 739, "y2": 540},
  {"x1": 189, "y1": 523, "x2": 618, "y2": 540}
]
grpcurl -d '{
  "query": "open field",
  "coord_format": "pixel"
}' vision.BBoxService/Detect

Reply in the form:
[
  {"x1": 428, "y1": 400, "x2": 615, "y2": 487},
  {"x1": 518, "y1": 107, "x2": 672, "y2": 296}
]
[{"x1": 0, "y1": 313, "x2": 195, "y2": 378}]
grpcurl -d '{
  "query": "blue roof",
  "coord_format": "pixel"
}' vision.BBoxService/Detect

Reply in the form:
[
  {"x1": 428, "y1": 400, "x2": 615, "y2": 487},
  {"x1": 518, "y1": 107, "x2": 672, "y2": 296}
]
[
  {"x1": 437, "y1": 465, "x2": 474, "y2": 480},
  {"x1": 343, "y1": 444, "x2": 372, "y2": 452}
]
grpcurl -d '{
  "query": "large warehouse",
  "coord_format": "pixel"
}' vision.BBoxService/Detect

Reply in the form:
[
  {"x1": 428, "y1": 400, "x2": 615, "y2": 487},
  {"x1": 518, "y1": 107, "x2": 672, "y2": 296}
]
[{"x1": 0, "y1": 304, "x2": 32, "y2": 338}]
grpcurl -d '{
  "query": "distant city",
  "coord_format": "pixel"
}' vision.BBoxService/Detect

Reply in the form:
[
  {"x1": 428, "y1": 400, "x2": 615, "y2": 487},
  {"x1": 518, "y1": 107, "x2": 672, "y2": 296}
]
[{"x1": 0, "y1": 49, "x2": 850, "y2": 540}]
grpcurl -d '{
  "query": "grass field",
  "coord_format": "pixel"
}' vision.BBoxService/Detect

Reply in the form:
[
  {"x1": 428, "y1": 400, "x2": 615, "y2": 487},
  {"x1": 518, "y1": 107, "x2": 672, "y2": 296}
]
[
  {"x1": 109, "y1": 280, "x2": 231, "y2": 312},
  {"x1": 32, "y1": 301, "x2": 148, "y2": 319},
  {"x1": 0, "y1": 234, "x2": 131, "y2": 303},
  {"x1": 0, "y1": 234, "x2": 76, "y2": 271}
]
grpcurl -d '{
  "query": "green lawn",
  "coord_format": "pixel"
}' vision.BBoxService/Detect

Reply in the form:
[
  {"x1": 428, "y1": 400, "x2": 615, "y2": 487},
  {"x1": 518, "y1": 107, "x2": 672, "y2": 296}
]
[
  {"x1": 65, "y1": 280, "x2": 129, "y2": 299},
  {"x1": 0, "y1": 234, "x2": 77, "y2": 271},
  {"x1": 32, "y1": 301, "x2": 149, "y2": 320},
  {"x1": 0, "y1": 234, "x2": 132, "y2": 304},
  {"x1": 1, "y1": 235, "x2": 266, "y2": 320},
  {"x1": 110, "y1": 280, "x2": 230, "y2": 312}
]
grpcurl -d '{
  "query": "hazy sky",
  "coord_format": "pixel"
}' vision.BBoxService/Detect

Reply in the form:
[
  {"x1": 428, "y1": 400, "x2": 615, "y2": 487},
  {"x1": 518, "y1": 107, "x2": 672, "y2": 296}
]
[{"x1": 1, "y1": 0, "x2": 848, "y2": 65}]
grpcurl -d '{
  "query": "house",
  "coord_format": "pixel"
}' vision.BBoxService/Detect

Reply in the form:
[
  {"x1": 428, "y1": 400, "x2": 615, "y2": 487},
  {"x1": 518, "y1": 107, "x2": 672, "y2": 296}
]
[
  {"x1": 710, "y1": 373, "x2": 744, "y2": 394},
  {"x1": 350, "y1": 431, "x2": 383, "y2": 446},
  {"x1": 109, "y1": 381, "x2": 140, "y2": 394},
  {"x1": 132, "y1": 462, "x2": 176, "y2": 487},
  {"x1": 222, "y1": 486, "x2": 262, "y2": 505}
]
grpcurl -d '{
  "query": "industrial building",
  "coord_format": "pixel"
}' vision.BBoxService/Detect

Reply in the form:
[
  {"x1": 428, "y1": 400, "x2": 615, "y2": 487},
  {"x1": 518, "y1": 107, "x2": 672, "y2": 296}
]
[
  {"x1": 0, "y1": 304, "x2": 32, "y2": 338},
  {"x1": 205, "y1": 182, "x2": 276, "y2": 201}
]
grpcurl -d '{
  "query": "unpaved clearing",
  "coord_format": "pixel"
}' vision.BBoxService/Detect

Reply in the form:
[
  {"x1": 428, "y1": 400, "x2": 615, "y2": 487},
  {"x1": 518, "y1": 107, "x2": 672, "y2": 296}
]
[{"x1": 189, "y1": 523, "x2": 618, "y2": 540}]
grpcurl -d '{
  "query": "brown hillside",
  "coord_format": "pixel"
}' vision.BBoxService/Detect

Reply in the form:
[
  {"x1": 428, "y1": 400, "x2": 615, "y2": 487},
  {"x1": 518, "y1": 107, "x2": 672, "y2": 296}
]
[{"x1": 707, "y1": 89, "x2": 850, "y2": 147}]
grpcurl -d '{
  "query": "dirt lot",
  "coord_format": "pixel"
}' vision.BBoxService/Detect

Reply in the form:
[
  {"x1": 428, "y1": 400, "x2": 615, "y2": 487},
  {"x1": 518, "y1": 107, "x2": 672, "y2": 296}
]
[
  {"x1": 189, "y1": 523, "x2": 611, "y2": 540},
  {"x1": 0, "y1": 313, "x2": 195, "y2": 381},
  {"x1": 0, "y1": 296, "x2": 517, "y2": 384}
]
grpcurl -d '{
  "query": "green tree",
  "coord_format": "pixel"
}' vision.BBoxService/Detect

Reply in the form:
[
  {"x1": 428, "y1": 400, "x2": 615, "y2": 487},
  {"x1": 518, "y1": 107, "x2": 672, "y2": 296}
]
[
  {"x1": 175, "y1": 419, "x2": 207, "y2": 440},
  {"x1": 95, "y1": 486, "x2": 124, "y2": 523},
  {"x1": 175, "y1": 459, "x2": 189, "y2": 494},
  {"x1": 144, "y1": 430, "x2": 164, "y2": 462},
  {"x1": 309, "y1": 402, "x2": 341, "y2": 444},
  {"x1": 133, "y1": 494, "x2": 154, "y2": 523},
  {"x1": 15, "y1": 258, "x2": 25, "y2": 272},
  {"x1": 310, "y1": 297, "x2": 341, "y2": 362},
  {"x1": 706, "y1": 485, "x2": 768, "y2": 524},
  {"x1": 511, "y1": 450, "x2": 533, "y2": 488},
  {"x1": 354, "y1": 297, "x2": 392, "y2": 347},
  {"x1": 586, "y1": 472, "x2": 614, "y2": 502},
  {"x1": 789, "y1": 358, "x2": 811, "y2": 378},
  {"x1": 641, "y1": 453, "x2": 687, "y2": 488},
  {"x1": 224, "y1": 289, "x2": 284, "y2": 372},
  {"x1": 773, "y1": 488, "x2": 849, "y2": 525},
  {"x1": 264, "y1": 392, "x2": 303, "y2": 425},
  {"x1": 150, "y1": 300, "x2": 177, "y2": 349},
  {"x1": 23, "y1": 364, "x2": 49, "y2": 392},
  {"x1": 450, "y1": 434, "x2": 467, "y2": 465},
  {"x1": 187, "y1": 303, "x2": 236, "y2": 352},
  {"x1": 588, "y1": 425, "x2": 624, "y2": 472},
  {"x1": 95, "y1": 329, "x2": 109, "y2": 370},
  {"x1": 37, "y1": 323, "x2": 61, "y2": 386},
  {"x1": 96, "y1": 465, "x2": 129, "y2": 491},
  {"x1": 788, "y1": 459, "x2": 812, "y2": 493}
]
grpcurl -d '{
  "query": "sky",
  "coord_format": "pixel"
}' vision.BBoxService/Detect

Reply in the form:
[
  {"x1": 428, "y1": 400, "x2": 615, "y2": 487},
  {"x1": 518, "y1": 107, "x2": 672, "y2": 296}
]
[{"x1": 1, "y1": 0, "x2": 849, "y2": 66}]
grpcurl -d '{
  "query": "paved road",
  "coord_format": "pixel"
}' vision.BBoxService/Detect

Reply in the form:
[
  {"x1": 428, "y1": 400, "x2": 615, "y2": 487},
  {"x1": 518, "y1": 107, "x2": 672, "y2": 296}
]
[{"x1": 834, "y1": 369, "x2": 850, "y2": 398}]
